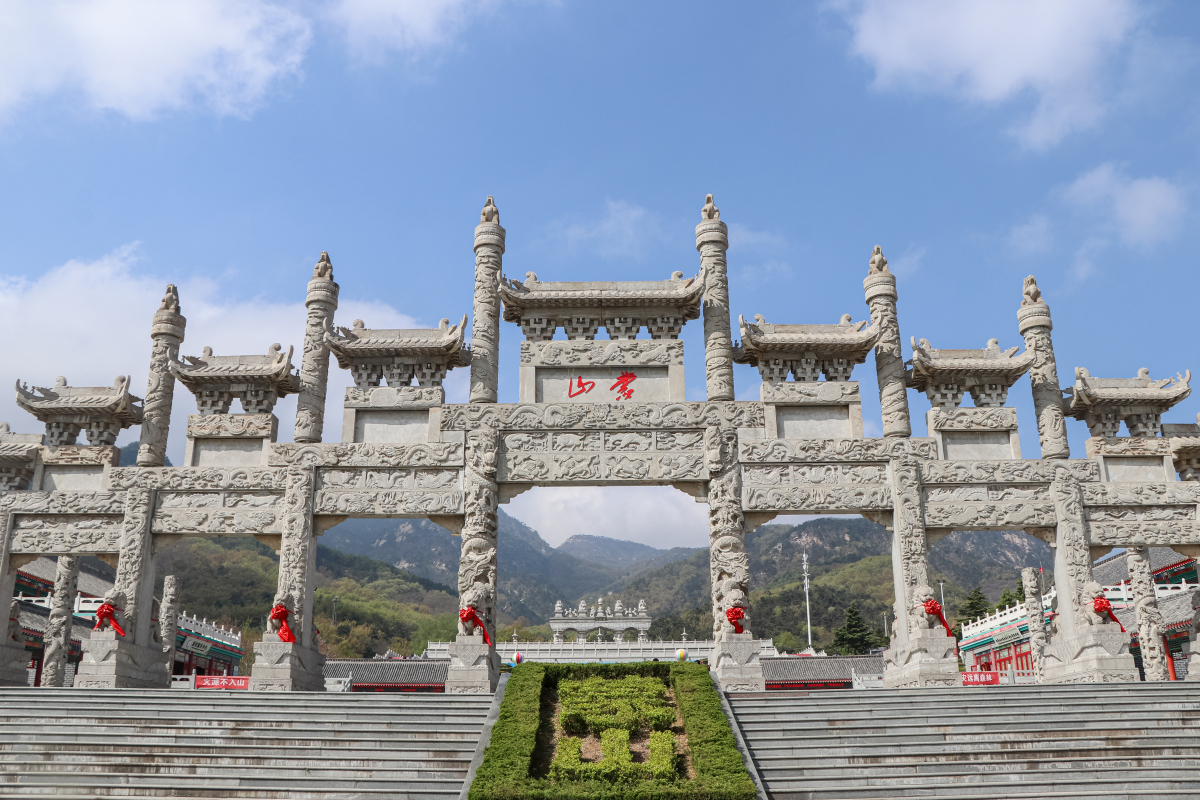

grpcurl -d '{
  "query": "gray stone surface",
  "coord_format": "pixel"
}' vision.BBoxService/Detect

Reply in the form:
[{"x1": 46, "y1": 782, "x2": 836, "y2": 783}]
[
  {"x1": 697, "y1": 194, "x2": 735, "y2": 401},
  {"x1": 137, "y1": 285, "x2": 185, "y2": 467},
  {"x1": 294, "y1": 252, "x2": 339, "y2": 443},
  {"x1": 39, "y1": 555, "x2": 78, "y2": 687}
]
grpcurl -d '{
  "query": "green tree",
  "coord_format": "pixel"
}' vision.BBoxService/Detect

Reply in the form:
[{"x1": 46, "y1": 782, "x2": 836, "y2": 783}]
[
  {"x1": 773, "y1": 631, "x2": 801, "y2": 653},
  {"x1": 995, "y1": 580, "x2": 1023, "y2": 613},
  {"x1": 956, "y1": 586, "x2": 992, "y2": 627},
  {"x1": 830, "y1": 602, "x2": 885, "y2": 655}
]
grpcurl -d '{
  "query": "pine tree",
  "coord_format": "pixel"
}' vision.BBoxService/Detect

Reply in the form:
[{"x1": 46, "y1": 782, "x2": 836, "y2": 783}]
[
  {"x1": 831, "y1": 602, "x2": 885, "y2": 655},
  {"x1": 995, "y1": 580, "x2": 1023, "y2": 613},
  {"x1": 956, "y1": 586, "x2": 992, "y2": 626}
]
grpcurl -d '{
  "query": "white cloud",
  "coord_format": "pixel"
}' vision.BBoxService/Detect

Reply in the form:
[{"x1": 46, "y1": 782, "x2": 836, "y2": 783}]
[
  {"x1": 0, "y1": 244, "x2": 463, "y2": 466},
  {"x1": 841, "y1": 0, "x2": 1139, "y2": 148},
  {"x1": 732, "y1": 259, "x2": 793, "y2": 288},
  {"x1": 1063, "y1": 163, "x2": 1186, "y2": 245},
  {"x1": 886, "y1": 244, "x2": 925, "y2": 278},
  {"x1": 505, "y1": 486, "x2": 710, "y2": 550},
  {"x1": 556, "y1": 200, "x2": 668, "y2": 262},
  {"x1": 327, "y1": 0, "x2": 495, "y2": 63},
  {"x1": 0, "y1": 0, "x2": 311, "y2": 121},
  {"x1": 727, "y1": 223, "x2": 788, "y2": 253},
  {"x1": 1009, "y1": 215, "x2": 1053, "y2": 253}
]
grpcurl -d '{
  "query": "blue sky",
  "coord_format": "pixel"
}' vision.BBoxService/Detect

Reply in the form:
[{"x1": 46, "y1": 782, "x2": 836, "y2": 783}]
[{"x1": 2, "y1": 0, "x2": 1198, "y2": 548}]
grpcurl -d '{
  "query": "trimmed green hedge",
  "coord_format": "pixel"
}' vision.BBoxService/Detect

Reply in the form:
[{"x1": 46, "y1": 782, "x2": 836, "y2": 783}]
[{"x1": 468, "y1": 662, "x2": 757, "y2": 800}]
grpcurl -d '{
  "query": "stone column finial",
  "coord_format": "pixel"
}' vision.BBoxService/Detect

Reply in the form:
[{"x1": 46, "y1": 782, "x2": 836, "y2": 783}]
[
  {"x1": 1018, "y1": 275, "x2": 1069, "y2": 459},
  {"x1": 1020, "y1": 566, "x2": 1047, "y2": 683},
  {"x1": 294, "y1": 252, "x2": 340, "y2": 444},
  {"x1": 41, "y1": 555, "x2": 80, "y2": 687},
  {"x1": 137, "y1": 285, "x2": 185, "y2": 466},
  {"x1": 1128, "y1": 546, "x2": 1169, "y2": 681},
  {"x1": 863, "y1": 246, "x2": 911, "y2": 437},
  {"x1": 470, "y1": 197, "x2": 506, "y2": 404},
  {"x1": 696, "y1": 194, "x2": 735, "y2": 401}
]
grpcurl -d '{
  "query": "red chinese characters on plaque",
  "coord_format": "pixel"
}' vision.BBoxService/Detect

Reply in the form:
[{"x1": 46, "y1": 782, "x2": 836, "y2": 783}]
[
  {"x1": 961, "y1": 671, "x2": 999, "y2": 686},
  {"x1": 195, "y1": 675, "x2": 250, "y2": 690},
  {"x1": 565, "y1": 372, "x2": 637, "y2": 400}
]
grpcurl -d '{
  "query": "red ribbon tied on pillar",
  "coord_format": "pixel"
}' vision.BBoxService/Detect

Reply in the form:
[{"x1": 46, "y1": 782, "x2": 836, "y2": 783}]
[
  {"x1": 459, "y1": 607, "x2": 492, "y2": 646},
  {"x1": 269, "y1": 604, "x2": 296, "y2": 643},
  {"x1": 1092, "y1": 596, "x2": 1125, "y2": 632},
  {"x1": 726, "y1": 607, "x2": 746, "y2": 634},
  {"x1": 93, "y1": 603, "x2": 126, "y2": 637},
  {"x1": 922, "y1": 598, "x2": 952, "y2": 637}
]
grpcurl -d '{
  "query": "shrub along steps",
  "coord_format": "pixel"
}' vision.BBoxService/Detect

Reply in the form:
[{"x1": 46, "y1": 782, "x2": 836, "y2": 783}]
[
  {"x1": 0, "y1": 688, "x2": 492, "y2": 799},
  {"x1": 727, "y1": 682, "x2": 1200, "y2": 800}
]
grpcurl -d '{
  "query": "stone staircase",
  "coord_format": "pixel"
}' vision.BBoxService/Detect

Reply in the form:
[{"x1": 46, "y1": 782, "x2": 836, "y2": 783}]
[
  {"x1": 0, "y1": 688, "x2": 493, "y2": 799},
  {"x1": 728, "y1": 682, "x2": 1200, "y2": 799}
]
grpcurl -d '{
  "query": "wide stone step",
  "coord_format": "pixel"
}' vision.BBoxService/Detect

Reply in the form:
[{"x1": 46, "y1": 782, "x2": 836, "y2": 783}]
[
  {"x1": 745, "y1": 733, "x2": 1200, "y2": 758},
  {"x1": 767, "y1": 775, "x2": 1200, "y2": 799},
  {"x1": 0, "y1": 741, "x2": 477, "y2": 758},
  {"x1": 0, "y1": 751, "x2": 472, "y2": 769},
  {"x1": 0, "y1": 761, "x2": 467, "y2": 780},
  {"x1": 751, "y1": 740, "x2": 1200, "y2": 765},
  {"x1": 737, "y1": 716, "x2": 1198, "y2": 738},
  {"x1": 759, "y1": 754, "x2": 1200, "y2": 779},
  {"x1": 3, "y1": 723, "x2": 484, "y2": 739},
  {"x1": 1, "y1": 772, "x2": 463, "y2": 792}
]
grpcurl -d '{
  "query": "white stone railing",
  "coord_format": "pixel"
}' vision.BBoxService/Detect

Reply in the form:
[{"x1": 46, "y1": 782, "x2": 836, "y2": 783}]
[
  {"x1": 178, "y1": 612, "x2": 242, "y2": 647},
  {"x1": 425, "y1": 638, "x2": 779, "y2": 663},
  {"x1": 961, "y1": 603, "x2": 1030, "y2": 638}
]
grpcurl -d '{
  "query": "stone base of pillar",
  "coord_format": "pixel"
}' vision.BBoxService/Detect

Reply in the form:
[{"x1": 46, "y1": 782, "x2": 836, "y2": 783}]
[
  {"x1": 0, "y1": 642, "x2": 30, "y2": 686},
  {"x1": 248, "y1": 635, "x2": 326, "y2": 691},
  {"x1": 883, "y1": 628, "x2": 960, "y2": 689},
  {"x1": 446, "y1": 634, "x2": 498, "y2": 694},
  {"x1": 711, "y1": 632, "x2": 765, "y2": 692},
  {"x1": 1185, "y1": 650, "x2": 1200, "y2": 681},
  {"x1": 75, "y1": 632, "x2": 170, "y2": 689},
  {"x1": 1043, "y1": 628, "x2": 1138, "y2": 684}
]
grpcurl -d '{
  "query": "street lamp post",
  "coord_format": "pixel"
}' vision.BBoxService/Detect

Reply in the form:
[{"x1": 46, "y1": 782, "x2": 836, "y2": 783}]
[
  {"x1": 803, "y1": 552, "x2": 813, "y2": 650},
  {"x1": 938, "y1": 580, "x2": 945, "y2": 608},
  {"x1": 332, "y1": 596, "x2": 339, "y2": 627}
]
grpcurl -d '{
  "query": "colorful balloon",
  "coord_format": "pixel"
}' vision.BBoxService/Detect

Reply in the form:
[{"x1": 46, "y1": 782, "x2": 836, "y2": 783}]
[
  {"x1": 513, "y1": 652, "x2": 523, "y2": 664},
  {"x1": 676, "y1": 649, "x2": 688, "y2": 662}
]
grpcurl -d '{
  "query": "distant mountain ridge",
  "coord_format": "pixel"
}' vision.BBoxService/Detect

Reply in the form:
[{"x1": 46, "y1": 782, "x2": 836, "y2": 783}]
[{"x1": 557, "y1": 534, "x2": 702, "y2": 574}]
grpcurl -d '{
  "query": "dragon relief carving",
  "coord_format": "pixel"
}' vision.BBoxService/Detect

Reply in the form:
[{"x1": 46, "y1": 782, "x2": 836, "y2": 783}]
[{"x1": 457, "y1": 428, "x2": 499, "y2": 643}]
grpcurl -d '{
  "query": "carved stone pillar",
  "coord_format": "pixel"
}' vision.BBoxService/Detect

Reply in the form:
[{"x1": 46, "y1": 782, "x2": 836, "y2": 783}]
[
  {"x1": 1187, "y1": 586, "x2": 1200, "y2": 681},
  {"x1": 1017, "y1": 276, "x2": 1069, "y2": 459},
  {"x1": 469, "y1": 198, "x2": 505, "y2": 404},
  {"x1": 77, "y1": 488, "x2": 169, "y2": 688},
  {"x1": 250, "y1": 465, "x2": 325, "y2": 691},
  {"x1": 1127, "y1": 546, "x2": 1169, "y2": 681},
  {"x1": 704, "y1": 426, "x2": 763, "y2": 690},
  {"x1": 447, "y1": 427, "x2": 500, "y2": 693},
  {"x1": 160, "y1": 574, "x2": 180, "y2": 670},
  {"x1": 41, "y1": 556, "x2": 79, "y2": 687},
  {"x1": 697, "y1": 195, "x2": 735, "y2": 401},
  {"x1": 294, "y1": 253, "x2": 340, "y2": 444},
  {"x1": 1042, "y1": 467, "x2": 1137, "y2": 683},
  {"x1": 864, "y1": 247, "x2": 911, "y2": 438},
  {"x1": 0, "y1": 514, "x2": 30, "y2": 686},
  {"x1": 883, "y1": 456, "x2": 957, "y2": 688},
  {"x1": 1021, "y1": 567, "x2": 1047, "y2": 683},
  {"x1": 137, "y1": 285, "x2": 185, "y2": 466}
]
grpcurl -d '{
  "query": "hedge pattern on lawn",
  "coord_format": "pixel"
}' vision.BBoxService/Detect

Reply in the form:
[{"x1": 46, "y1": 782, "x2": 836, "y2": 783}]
[
  {"x1": 559, "y1": 675, "x2": 675, "y2": 737},
  {"x1": 469, "y1": 662, "x2": 757, "y2": 800},
  {"x1": 551, "y1": 730, "x2": 677, "y2": 783}
]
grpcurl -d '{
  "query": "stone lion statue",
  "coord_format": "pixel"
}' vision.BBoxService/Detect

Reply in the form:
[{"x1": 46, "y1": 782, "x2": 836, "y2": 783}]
[
  {"x1": 1081, "y1": 581, "x2": 1110, "y2": 626},
  {"x1": 266, "y1": 591, "x2": 293, "y2": 637},
  {"x1": 458, "y1": 583, "x2": 493, "y2": 637},
  {"x1": 911, "y1": 585, "x2": 939, "y2": 630}
]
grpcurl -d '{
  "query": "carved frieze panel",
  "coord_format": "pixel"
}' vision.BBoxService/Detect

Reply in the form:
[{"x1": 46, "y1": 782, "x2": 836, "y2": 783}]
[
  {"x1": 759, "y1": 381, "x2": 860, "y2": 405},
  {"x1": 151, "y1": 490, "x2": 285, "y2": 534},
  {"x1": 187, "y1": 414, "x2": 277, "y2": 439},
  {"x1": 923, "y1": 502, "x2": 1056, "y2": 529},
  {"x1": 929, "y1": 407, "x2": 1018, "y2": 431},
  {"x1": 1080, "y1": 482, "x2": 1200, "y2": 506},
  {"x1": 110, "y1": 467, "x2": 289, "y2": 491},
  {"x1": 743, "y1": 463, "x2": 888, "y2": 487},
  {"x1": 441, "y1": 402, "x2": 764, "y2": 431},
  {"x1": 743, "y1": 485, "x2": 892, "y2": 512},
  {"x1": 497, "y1": 451, "x2": 705, "y2": 483},
  {"x1": 1086, "y1": 437, "x2": 1174, "y2": 456},
  {"x1": 313, "y1": 489, "x2": 464, "y2": 516},
  {"x1": 0, "y1": 491, "x2": 125, "y2": 514},
  {"x1": 343, "y1": 386, "x2": 445, "y2": 408},
  {"x1": 268, "y1": 442, "x2": 464, "y2": 468},
  {"x1": 922, "y1": 483, "x2": 1051, "y2": 503},
  {"x1": 520, "y1": 340, "x2": 684, "y2": 367},
  {"x1": 10, "y1": 515, "x2": 123, "y2": 553},
  {"x1": 316, "y1": 468, "x2": 461, "y2": 491},
  {"x1": 1084, "y1": 505, "x2": 1195, "y2": 521},
  {"x1": 919, "y1": 459, "x2": 1101, "y2": 484},
  {"x1": 738, "y1": 437, "x2": 935, "y2": 463},
  {"x1": 1087, "y1": 521, "x2": 1200, "y2": 546},
  {"x1": 39, "y1": 445, "x2": 119, "y2": 466}
]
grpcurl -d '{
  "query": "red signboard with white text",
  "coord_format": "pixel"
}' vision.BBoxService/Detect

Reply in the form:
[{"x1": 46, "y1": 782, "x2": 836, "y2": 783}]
[
  {"x1": 195, "y1": 675, "x2": 249, "y2": 690},
  {"x1": 962, "y1": 671, "x2": 1000, "y2": 686}
]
